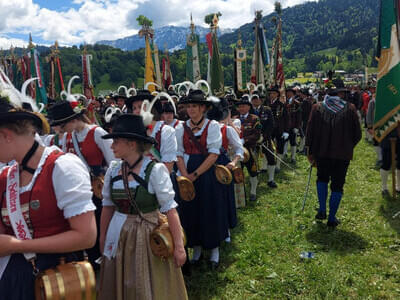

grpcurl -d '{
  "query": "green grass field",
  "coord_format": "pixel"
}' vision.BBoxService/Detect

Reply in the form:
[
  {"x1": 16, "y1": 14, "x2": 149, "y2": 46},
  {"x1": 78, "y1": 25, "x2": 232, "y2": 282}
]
[{"x1": 185, "y1": 136, "x2": 400, "y2": 299}]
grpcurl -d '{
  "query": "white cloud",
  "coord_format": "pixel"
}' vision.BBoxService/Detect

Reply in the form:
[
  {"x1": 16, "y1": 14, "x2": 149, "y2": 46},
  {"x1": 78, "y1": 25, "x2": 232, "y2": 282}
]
[{"x1": 0, "y1": 0, "x2": 313, "y2": 46}]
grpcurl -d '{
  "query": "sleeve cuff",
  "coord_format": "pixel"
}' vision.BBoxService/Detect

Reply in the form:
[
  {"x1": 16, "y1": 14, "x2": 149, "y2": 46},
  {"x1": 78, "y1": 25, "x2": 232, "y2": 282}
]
[{"x1": 159, "y1": 200, "x2": 178, "y2": 214}]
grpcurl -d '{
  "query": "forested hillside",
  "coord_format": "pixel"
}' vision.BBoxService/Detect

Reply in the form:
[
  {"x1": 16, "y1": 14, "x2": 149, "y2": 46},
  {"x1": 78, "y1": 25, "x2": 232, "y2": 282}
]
[{"x1": 2, "y1": 0, "x2": 380, "y2": 93}]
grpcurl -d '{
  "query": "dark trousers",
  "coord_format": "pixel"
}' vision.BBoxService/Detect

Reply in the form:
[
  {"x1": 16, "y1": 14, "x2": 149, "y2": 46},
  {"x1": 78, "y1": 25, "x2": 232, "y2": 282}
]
[
  {"x1": 381, "y1": 138, "x2": 400, "y2": 170},
  {"x1": 288, "y1": 129, "x2": 297, "y2": 147},
  {"x1": 243, "y1": 148, "x2": 258, "y2": 177},
  {"x1": 271, "y1": 131, "x2": 285, "y2": 154},
  {"x1": 316, "y1": 158, "x2": 350, "y2": 193},
  {"x1": 261, "y1": 140, "x2": 276, "y2": 165}
]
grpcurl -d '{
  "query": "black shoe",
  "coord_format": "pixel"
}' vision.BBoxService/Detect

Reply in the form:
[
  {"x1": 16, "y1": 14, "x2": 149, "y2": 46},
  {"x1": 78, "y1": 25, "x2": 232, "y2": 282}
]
[
  {"x1": 315, "y1": 211, "x2": 327, "y2": 220},
  {"x1": 181, "y1": 260, "x2": 192, "y2": 276},
  {"x1": 267, "y1": 181, "x2": 278, "y2": 188},
  {"x1": 382, "y1": 190, "x2": 390, "y2": 197},
  {"x1": 327, "y1": 218, "x2": 341, "y2": 228},
  {"x1": 275, "y1": 168, "x2": 281, "y2": 174},
  {"x1": 190, "y1": 254, "x2": 203, "y2": 266},
  {"x1": 209, "y1": 261, "x2": 219, "y2": 271},
  {"x1": 250, "y1": 194, "x2": 257, "y2": 201},
  {"x1": 259, "y1": 169, "x2": 267, "y2": 174},
  {"x1": 290, "y1": 159, "x2": 296, "y2": 164}
]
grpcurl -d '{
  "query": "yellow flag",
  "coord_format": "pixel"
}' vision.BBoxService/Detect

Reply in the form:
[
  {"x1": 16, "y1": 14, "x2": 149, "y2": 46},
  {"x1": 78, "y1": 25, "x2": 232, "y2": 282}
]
[{"x1": 145, "y1": 37, "x2": 156, "y2": 93}]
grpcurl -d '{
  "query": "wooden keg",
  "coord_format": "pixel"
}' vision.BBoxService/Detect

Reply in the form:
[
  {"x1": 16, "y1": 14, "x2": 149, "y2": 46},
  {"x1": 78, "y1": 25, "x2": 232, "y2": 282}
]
[{"x1": 35, "y1": 259, "x2": 96, "y2": 300}]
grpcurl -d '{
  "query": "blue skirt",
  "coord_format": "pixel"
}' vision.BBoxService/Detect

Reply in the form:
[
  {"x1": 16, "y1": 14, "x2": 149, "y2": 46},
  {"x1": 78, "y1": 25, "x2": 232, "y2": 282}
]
[
  {"x1": 177, "y1": 154, "x2": 229, "y2": 249},
  {"x1": 0, "y1": 252, "x2": 83, "y2": 300},
  {"x1": 217, "y1": 153, "x2": 238, "y2": 229}
]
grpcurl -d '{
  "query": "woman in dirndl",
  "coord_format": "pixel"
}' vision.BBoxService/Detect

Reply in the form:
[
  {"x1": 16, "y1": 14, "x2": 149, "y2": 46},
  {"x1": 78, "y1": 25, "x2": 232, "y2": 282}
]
[
  {"x1": 207, "y1": 97, "x2": 244, "y2": 240},
  {"x1": 175, "y1": 89, "x2": 229, "y2": 270},
  {"x1": 0, "y1": 86, "x2": 97, "y2": 300},
  {"x1": 98, "y1": 114, "x2": 187, "y2": 300}
]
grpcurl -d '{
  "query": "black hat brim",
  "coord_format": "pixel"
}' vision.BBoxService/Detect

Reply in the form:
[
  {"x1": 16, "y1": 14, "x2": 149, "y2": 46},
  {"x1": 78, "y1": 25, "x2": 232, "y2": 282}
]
[
  {"x1": 50, "y1": 111, "x2": 83, "y2": 126},
  {"x1": 184, "y1": 99, "x2": 212, "y2": 106},
  {"x1": 125, "y1": 94, "x2": 155, "y2": 108},
  {"x1": 102, "y1": 132, "x2": 156, "y2": 144},
  {"x1": 0, "y1": 111, "x2": 43, "y2": 130},
  {"x1": 236, "y1": 101, "x2": 252, "y2": 106}
]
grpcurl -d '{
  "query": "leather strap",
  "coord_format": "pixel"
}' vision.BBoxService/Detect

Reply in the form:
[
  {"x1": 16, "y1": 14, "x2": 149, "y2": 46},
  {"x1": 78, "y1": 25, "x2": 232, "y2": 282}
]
[{"x1": 21, "y1": 141, "x2": 39, "y2": 174}]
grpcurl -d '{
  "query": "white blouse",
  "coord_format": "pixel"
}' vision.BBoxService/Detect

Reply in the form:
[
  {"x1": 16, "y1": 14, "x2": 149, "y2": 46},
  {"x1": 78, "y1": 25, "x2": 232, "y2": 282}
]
[
  {"x1": 102, "y1": 157, "x2": 177, "y2": 213},
  {"x1": 68, "y1": 124, "x2": 115, "y2": 166},
  {"x1": 150, "y1": 121, "x2": 177, "y2": 163},
  {"x1": 20, "y1": 146, "x2": 95, "y2": 219},
  {"x1": 222, "y1": 124, "x2": 244, "y2": 159},
  {"x1": 176, "y1": 118, "x2": 222, "y2": 165}
]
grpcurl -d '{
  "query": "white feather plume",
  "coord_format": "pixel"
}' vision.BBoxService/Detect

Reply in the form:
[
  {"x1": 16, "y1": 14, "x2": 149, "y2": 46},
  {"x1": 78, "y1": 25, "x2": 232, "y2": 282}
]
[
  {"x1": 154, "y1": 92, "x2": 177, "y2": 115},
  {"x1": 195, "y1": 80, "x2": 211, "y2": 96},
  {"x1": 140, "y1": 99, "x2": 154, "y2": 126},
  {"x1": 127, "y1": 87, "x2": 137, "y2": 96},
  {"x1": 104, "y1": 106, "x2": 122, "y2": 123},
  {"x1": 144, "y1": 82, "x2": 161, "y2": 91}
]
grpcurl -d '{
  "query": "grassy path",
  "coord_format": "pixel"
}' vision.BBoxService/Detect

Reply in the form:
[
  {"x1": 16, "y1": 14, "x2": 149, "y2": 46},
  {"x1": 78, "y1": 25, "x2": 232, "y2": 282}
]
[{"x1": 185, "y1": 136, "x2": 400, "y2": 299}]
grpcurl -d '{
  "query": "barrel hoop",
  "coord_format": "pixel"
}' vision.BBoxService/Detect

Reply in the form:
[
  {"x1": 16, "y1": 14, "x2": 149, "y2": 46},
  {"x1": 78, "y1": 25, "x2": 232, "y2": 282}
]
[
  {"x1": 81, "y1": 261, "x2": 96, "y2": 300},
  {"x1": 42, "y1": 274, "x2": 53, "y2": 300},
  {"x1": 74, "y1": 263, "x2": 86, "y2": 300},
  {"x1": 54, "y1": 268, "x2": 66, "y2": 300}
]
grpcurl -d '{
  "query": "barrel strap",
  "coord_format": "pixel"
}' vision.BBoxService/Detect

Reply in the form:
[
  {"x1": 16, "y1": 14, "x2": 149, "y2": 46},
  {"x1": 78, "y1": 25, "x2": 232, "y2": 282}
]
[
  {"x1": 81, "y1": 261, "x2": 96, "y2": 300},
  {"x1": 54, "y1": 268, "x2": 66, "y2": 300},
  {"x1": 74, "y1": 264, "x2": 86, "y2": 300}
]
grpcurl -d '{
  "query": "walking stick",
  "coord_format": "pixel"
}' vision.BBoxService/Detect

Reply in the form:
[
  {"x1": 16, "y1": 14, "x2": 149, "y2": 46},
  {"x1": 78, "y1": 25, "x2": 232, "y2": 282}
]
[
  {"x1": 390, "y1": 138, "x2": 396, "y2": 199},
  {"x1": 302, "y1": 165, "x2": 313, "y2": 211}
]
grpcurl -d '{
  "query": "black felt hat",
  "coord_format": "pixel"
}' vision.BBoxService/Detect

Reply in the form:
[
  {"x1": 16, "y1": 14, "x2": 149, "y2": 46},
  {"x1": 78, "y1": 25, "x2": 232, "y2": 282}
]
[
  {"x1": 184, "y1": 89, "x2": 211, "y2": 105},
  {"x1": 48, "y1": 100, "x2": 83, "y2": 126},
  {"x1": 0, "y1": 97, "x2": 43, "y2": 130},
  {"x1": 267, "y1": 86, "x2": 280, "y2": 96},
  {"x1": 162, "y1": 102, "x2": 176, "y2": 114},
  {"x1": 236, "y1": 95, "x2": 252, "y2": 106},
  {"x1": 114, "y1": 90, "x2": 127, "y2": 99},
  {"x1": 207, "y1": 97, "x2": 230, "y2": 121},
  {"x1": 102, "y1": 114, "x2": 156, "y2": 144},
  {"x1": 125, "y1": 90, "x2": 154, "y2": 108}
]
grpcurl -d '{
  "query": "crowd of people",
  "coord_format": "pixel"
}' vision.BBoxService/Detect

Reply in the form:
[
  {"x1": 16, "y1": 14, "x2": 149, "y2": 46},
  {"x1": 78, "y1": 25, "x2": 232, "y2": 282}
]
[{"x1": 0, "y1": 74, "x2": 376, "y2": 299}]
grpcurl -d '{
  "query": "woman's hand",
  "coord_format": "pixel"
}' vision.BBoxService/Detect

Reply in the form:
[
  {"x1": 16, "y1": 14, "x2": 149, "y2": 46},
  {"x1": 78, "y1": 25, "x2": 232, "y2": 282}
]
[
  {"x1": 187, "y1": 173, "x2": 197, "y2": 182},
  {"x1": 173, "y1": 245, "x2": 186, "y2": 268},
  {"x1": 225, "y1": 162, "x2": 236, "y2": 170},
  {"x1": 0, "y1": 234, "x2": 19, "y2": 256}
]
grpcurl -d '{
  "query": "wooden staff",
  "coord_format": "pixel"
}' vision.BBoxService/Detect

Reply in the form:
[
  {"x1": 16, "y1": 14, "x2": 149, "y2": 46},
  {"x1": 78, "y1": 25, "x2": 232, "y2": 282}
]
[{"x1": 390, "y1": 137, "x2": 396, "y2": 199}]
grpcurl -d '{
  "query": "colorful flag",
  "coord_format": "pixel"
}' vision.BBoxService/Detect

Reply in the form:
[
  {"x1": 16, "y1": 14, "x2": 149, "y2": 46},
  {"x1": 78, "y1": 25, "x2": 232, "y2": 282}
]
[
  {"x1": 162, "y1": 51, "x2": 173, "y2": 90},
  {"x1": 275, "y1": 18, "x2": 286, "y2": 102},
  {"x1": 206, "y1": 19, "x2": 224, "y2": 96},
  {"x1": 152, "y1": 42, "x2": 162, "y2": 88},
  {"x1": 29, "y1": 47, "x2": 47, "y2": 105},
  {"x1": 82, "y1": 49, "x2": 94, "y2": 100},
  {"x1": 251, "y1": 11, "x2": 270, "y2": 85},
  {"x1": 374, "y1": 0, "x2": 400, "y2": 142},
  {"x1": 144, "y1": 36, "x2": 157, "y2": 93},
  {"x1": 234, "y1": 35, "x2": 247, "y2": 94},
  {"x1": 186, "y1": 16, "x2": 201, "y2": 82},
  {"x1": 48, "y1": 42, "x2": 65, "y2": 99}
]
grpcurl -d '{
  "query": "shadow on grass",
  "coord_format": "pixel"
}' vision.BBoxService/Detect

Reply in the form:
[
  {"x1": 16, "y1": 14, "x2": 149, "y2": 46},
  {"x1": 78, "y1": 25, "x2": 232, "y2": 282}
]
[
  {"x1": 305, "y1": 223, "x2": 369, "y2": 254},
  {"x1": 184, "y1": 227, "x2": 241, "y2": 300},
  {"x1": 380, "y1": 194, "x2": 400, "y2": 234}
]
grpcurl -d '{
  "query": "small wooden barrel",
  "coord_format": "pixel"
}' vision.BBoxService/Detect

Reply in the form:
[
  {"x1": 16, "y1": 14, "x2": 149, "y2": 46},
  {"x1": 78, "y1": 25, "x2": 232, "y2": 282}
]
[
  {"x1": 35, "y1": 259, "x2": 96, "y2": 300},
  {"x1": 215, "y1": 165, "x2": 232, "y2": 185}
]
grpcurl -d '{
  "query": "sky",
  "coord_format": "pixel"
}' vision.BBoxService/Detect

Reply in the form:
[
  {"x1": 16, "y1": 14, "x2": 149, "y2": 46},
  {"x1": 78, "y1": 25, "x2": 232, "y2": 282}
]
[{"x1": 0, "y1": 0, "x2": 314, "y2": 48}]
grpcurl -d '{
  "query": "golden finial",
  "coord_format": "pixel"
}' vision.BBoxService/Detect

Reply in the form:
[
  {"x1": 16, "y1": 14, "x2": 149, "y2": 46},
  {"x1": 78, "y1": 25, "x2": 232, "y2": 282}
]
[
  {"x1": 237, "y1": 31, "x2": 242, "y2": 48},
  {"x1": 28, "y1": 33, "x2": 34, "y2": 49}
]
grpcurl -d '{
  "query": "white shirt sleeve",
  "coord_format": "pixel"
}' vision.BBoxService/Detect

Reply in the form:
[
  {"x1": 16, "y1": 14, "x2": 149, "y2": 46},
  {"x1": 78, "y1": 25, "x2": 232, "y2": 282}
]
[
  {"x1": 160, "y1": 126, "x2": 177, "y2": 163},
  {"x1": 52, "y1": 153, "x2": 96, "y2": 219},
  {"x1": 101, "y1": 162, "x2": 117, "y2": 207},
  {"x1": 42, "y1": 135, "x2": 54, "y2": 147},
  {"x1": 227, "y1": 126, "x2": 244, "y2": 159},
  {"x1": 175, "y1": 122, "x2": 185, "y2": 158},
  {"x1": 94, "y1": 127, "x2": 115, "y2": 166},
  {"x1": 232, "y1": 119, "x2": 241, "y2": 130},
  {"x1": 207, "y1": 120, "x2": 222, "y2": 155},
  {"x1": 148, "y1": 163, "x2": 177, "y2": 213}
]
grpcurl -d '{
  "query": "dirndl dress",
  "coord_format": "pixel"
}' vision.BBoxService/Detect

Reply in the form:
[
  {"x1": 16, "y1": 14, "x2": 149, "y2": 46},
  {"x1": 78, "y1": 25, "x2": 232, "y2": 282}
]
[
  {"x1": 175, "y1": 119, "x2": 229, "y2": 249},
  {"x1": 98, "y1": 158, "x2": 188, "y2": 300}
]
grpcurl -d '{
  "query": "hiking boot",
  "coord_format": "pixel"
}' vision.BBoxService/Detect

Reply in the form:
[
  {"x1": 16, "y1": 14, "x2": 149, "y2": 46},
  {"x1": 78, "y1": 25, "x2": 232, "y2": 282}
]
[
  {"x1": 250, "y1": 194, "x2": 257, "y2": 202},
  {"x1": 267, "y1": 181, "x2": 278, "y2": 188},
  {"x1": 315, "y1": 211, "x2": 327, "y2": 220},
  {"x1": 327, "y1": 218, "x2": 341, "y2": 228}
]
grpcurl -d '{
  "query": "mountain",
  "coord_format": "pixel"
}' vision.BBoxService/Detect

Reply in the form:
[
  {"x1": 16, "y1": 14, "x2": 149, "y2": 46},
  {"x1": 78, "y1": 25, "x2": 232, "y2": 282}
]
[{"x1": 97, "y1": 26, "x2": 233, "y2": 52}]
